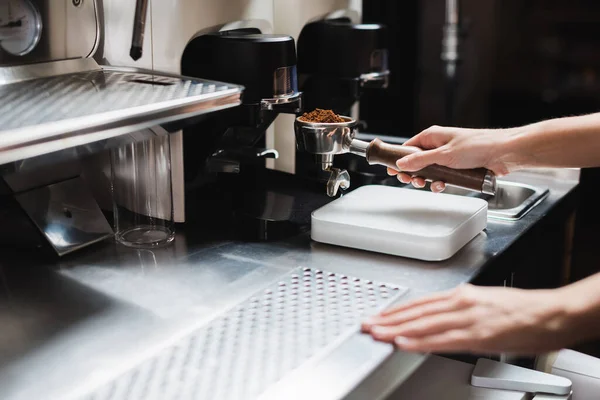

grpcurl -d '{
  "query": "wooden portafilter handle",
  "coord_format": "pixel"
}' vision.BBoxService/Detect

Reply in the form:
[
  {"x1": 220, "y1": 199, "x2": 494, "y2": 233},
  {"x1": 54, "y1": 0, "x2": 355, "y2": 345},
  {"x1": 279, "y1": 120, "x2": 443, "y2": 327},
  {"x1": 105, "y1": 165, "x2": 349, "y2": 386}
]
[{"x1": 365, "y1": 138, "x2": 497, "y2": 195}]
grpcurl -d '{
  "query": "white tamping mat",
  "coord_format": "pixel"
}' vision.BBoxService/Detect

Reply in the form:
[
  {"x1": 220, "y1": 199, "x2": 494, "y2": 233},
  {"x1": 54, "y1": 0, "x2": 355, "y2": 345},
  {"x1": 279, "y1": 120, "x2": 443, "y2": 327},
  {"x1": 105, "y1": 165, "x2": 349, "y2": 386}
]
[{"x1": 311, "y1": 185, "x2": 488, "y2": 261}]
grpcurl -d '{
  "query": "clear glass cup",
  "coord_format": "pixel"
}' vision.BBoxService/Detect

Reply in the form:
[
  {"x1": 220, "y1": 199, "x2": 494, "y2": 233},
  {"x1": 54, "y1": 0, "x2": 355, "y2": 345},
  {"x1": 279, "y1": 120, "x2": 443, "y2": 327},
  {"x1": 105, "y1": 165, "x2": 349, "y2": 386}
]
[{"x1": 110, "y1": 135, "x2": 175, "y2": 248}]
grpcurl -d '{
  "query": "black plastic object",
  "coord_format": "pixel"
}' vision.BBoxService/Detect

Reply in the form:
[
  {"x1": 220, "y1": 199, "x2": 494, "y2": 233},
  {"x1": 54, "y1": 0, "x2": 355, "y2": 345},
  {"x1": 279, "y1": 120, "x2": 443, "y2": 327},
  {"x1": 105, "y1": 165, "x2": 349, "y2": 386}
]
[
  {"x1": 182, "y1": 29, "x2": 297, "y2": 104},
  {"x1": 296, "y1": 19, "x2": 389, "y2": 115},
  {"x1": 181, "y1": 29, "x2": 300, "y2": 186},
  {"x1": 236, "y1": 190, "x2": 304, "y2": 242},
  {"x1": 297, "y1": 19, "x2": 388, "y2": 79}
]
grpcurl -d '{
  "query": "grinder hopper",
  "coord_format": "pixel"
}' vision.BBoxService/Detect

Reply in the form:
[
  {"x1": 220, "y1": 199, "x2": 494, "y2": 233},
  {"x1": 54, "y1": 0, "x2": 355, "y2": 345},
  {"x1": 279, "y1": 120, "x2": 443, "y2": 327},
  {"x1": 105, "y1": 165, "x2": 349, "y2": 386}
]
[{"x1": 294, "y1": 116, "x2": 497, "y2": 197}]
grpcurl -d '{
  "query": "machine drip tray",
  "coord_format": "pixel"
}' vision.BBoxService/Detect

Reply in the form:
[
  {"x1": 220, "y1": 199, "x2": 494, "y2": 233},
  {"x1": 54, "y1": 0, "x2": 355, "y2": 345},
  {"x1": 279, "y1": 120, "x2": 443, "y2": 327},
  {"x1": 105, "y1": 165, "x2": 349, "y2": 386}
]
[{"x1": 79, "y1": 267, "x2": 406, "y2": 400}]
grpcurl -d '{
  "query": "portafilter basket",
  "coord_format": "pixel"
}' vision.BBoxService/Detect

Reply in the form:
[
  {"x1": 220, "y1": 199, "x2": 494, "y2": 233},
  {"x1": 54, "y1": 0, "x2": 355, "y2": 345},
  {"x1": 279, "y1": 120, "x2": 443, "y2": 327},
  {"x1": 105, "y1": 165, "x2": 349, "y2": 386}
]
[{"x1": 294, "y1": 116, "x2": 497, "y2": 196}]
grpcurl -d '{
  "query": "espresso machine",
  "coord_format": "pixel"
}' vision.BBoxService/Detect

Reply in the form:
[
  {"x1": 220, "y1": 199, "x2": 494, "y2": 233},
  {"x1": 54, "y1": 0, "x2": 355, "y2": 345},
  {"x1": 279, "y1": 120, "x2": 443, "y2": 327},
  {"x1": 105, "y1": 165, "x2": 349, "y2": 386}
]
[
  {"x1": 0, "y1": 0, "x2": 262, "y2": 256},
  {"x1": 0, "y1": 0, "x2": 338, "y2": 250},
  {"x1": 101, "y1": 0, "x2": 321, "y2": 243}
]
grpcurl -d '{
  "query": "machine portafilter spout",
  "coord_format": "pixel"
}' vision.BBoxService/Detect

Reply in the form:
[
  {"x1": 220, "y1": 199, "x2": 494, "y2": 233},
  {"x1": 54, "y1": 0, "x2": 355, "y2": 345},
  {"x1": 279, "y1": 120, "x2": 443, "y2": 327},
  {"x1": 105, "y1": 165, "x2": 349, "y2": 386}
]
[{"x1": 295, "y1": 116, "x2": 497, "y2": 197}]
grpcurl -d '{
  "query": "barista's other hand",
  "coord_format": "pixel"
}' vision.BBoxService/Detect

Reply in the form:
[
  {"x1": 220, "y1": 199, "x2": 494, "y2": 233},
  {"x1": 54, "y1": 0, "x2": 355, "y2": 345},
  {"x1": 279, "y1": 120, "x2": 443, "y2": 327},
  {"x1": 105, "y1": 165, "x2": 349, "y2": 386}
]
[
  {"x1": 361, "y1": 284, "x2": 583, "y2": 355},
  {"x1": 388, "y1": 125, "x2": 514, "y2": 192}
]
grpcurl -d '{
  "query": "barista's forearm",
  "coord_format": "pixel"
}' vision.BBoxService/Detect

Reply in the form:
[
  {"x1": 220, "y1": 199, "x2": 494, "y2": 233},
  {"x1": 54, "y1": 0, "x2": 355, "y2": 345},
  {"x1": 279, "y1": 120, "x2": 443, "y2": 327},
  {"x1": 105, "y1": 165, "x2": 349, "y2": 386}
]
[{"x1": 505, "y1": 113, "x2": 600, "y2": 169}]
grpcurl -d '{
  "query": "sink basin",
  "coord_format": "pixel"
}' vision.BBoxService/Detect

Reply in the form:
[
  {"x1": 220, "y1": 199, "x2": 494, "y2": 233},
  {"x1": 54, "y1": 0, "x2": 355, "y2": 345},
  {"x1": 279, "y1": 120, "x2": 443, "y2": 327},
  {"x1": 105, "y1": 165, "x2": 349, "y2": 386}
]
[{"x1": 406, "y1": 180, "x2": 549, "y2": 221}]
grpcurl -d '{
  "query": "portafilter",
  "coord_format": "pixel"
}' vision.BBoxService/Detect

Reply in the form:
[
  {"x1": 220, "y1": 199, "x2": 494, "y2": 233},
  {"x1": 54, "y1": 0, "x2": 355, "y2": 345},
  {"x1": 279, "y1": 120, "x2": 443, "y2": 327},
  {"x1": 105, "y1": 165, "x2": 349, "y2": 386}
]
[{"x1": 294, "y1": 116, "x2": 497, "y2": 197}]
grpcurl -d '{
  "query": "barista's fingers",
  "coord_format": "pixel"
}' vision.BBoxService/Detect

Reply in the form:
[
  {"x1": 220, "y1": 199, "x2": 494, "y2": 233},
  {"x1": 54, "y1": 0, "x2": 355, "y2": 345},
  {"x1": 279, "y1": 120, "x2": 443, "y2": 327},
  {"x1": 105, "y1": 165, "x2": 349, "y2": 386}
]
[
  {"x1": 396, "y1": 146, "x2": 451, "y2": 172},
  {"x1": 397, "y1": 173, "x2": 412, "y2": 184},
  {"x1": 401, "y1": 135, "x2": 421, "y2": 148},
  {"x1": 387, "y1": 167, "x2": 399, "y2": 176},
  {"x1": 431, "y1": 181, "x2": 446, "y2": 193},
  {"x1": 403, "y1": 126, "x2": 454, "y2": 149},
  {"x1": 363, "y1": 296, "x2": 469, "y2": 332},
  {"x1": 394, "y1": 330, "x2": 473, "y2": 353},
  {"x1": 380, "y1": 290, "x2": 455, "y2": 317},
  {"x1": 411, "y1": 177, "x2": 426, "y2": 188},
  {"x1": 370, "y1": 312, "x2": 474, "y2": 342}
]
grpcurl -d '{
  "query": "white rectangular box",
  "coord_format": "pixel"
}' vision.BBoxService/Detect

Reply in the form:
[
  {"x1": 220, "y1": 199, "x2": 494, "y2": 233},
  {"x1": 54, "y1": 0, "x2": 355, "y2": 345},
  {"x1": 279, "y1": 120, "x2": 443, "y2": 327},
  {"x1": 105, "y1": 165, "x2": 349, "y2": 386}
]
[{"x1": 311, "y1": 185, "x2": 488, "y2": 261}]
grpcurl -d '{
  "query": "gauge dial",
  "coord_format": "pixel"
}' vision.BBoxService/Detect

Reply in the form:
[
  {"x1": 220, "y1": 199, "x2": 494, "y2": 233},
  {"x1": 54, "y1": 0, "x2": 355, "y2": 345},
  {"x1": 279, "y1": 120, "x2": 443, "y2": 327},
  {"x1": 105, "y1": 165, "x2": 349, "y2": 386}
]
[{"x1": 0, "y1": 0, "x2": 42, "y2": 56}]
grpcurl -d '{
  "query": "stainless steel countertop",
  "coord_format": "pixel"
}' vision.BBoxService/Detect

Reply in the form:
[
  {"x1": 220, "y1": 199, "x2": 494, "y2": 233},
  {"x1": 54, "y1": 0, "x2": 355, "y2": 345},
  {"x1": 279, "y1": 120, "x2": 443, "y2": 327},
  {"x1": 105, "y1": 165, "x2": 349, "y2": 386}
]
[{"x1": 0, "y1": 169, "x2": 579, "y2": 400}]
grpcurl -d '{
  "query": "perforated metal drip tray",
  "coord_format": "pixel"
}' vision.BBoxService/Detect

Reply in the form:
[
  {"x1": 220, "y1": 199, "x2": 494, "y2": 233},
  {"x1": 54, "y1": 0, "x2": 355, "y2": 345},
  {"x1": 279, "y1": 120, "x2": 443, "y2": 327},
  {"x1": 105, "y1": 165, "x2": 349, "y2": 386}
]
[
  {"x1": 0, "y1": 58, "x2": 243, "y2": 165},
  {"x1": 80, "y1": 267, "x2": 406, "y2": 400}
]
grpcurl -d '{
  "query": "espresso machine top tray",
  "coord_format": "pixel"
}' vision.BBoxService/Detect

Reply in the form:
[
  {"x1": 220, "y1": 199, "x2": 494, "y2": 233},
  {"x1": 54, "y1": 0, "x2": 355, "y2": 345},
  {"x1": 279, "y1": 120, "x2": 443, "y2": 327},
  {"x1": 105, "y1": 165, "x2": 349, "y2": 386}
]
[{"x1": 0, "y1": 58, "x2": 244, "y2": 165}]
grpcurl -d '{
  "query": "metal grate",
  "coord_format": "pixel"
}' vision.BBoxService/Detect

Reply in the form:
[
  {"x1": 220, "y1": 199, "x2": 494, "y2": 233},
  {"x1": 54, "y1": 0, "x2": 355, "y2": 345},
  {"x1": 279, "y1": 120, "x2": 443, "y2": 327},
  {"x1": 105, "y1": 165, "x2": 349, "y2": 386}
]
[
  {"x1": 0, "y1": 70, "x2": 236, "y2": 131},
  {"x1": 81, "y1": 267, "x2": 406, "y2": 400},
  {"x1": 0, "y1": 63, "x2": 243, "y2": 165}
]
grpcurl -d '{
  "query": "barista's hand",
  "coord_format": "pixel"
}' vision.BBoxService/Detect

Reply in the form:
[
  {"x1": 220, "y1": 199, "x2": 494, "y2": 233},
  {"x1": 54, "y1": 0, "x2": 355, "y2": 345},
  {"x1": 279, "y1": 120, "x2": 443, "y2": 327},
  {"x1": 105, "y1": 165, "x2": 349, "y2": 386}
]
[
  {"x1": 361, "y1": 284, "x2": 584, "y2": 355},
  {"x1": 389, "y1": 126, "x2": 515, "y2": 192}
]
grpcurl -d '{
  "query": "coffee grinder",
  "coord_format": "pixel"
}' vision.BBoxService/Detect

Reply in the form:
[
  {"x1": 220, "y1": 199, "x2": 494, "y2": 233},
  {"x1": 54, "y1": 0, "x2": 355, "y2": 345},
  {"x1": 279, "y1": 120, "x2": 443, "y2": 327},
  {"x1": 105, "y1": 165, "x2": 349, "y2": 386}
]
[
  {"x1": 179, "y1": 28, "x2": 316, "y2": 240},
  {"x1": 294, "y1": 17, "x2": 393, "y2": 186}
]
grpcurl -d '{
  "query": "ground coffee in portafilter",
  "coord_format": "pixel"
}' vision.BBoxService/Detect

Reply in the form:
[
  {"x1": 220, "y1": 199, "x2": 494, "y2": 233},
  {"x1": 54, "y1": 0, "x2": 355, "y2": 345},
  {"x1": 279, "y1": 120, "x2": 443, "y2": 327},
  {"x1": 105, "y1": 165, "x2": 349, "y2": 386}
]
[{"x1": 299, "y1": 108, "x2": 346, "y2": 123}]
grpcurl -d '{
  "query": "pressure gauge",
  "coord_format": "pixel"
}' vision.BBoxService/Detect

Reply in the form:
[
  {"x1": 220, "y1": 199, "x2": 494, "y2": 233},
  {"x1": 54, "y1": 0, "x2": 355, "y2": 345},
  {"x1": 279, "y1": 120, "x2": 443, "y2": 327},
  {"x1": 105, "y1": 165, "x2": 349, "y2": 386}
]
[{"x1": 0, "y1": 0, "x2": 42, "y2": 56}]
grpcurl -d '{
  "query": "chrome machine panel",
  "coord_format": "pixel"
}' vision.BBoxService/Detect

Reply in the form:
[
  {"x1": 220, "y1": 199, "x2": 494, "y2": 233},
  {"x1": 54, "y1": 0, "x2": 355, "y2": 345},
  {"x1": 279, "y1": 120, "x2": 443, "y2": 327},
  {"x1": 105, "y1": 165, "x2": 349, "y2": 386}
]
[{"x1": 0, "y1": 0, "x2": 99, "y2": 66}]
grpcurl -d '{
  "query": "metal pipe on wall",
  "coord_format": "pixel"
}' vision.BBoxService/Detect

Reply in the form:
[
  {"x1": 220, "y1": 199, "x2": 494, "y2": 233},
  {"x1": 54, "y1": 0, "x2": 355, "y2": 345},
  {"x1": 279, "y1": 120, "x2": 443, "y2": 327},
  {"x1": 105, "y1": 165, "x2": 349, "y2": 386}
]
[{"x1": 442, "y1": 0, "x2": 460, "y2": 125}]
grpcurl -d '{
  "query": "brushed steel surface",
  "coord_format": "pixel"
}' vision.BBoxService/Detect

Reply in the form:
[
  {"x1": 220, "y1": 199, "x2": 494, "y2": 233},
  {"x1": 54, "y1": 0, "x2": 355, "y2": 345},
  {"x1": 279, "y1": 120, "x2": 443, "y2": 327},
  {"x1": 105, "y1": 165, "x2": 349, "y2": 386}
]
[
  {"x1": 482, "y1": 171, "x2": 497, "y2": 196},
  {"x1": 77, "y1": 267, "x2": 406, "y2": 400},
  {"x1": 68, "y1": 0, "x2": 101, "y2": 59},
  {"x1": 260, "y1": 65, "x2": 302, "y2": 112},
  {"x1": 260, "y1": 91, "x2": 302, "y2": 112},
  {"x1": 326, "y1": 168, "x2": 350, "y2": 197},
  {"x1": 0, "y1": 58, "x2": 100, "y2": 85},
  {"x1": 453, "y1": 181, "x2": 549, "y2": 221},
  {"x1": 0, "y1": 59, "x2": 243, "y2": 165},
  {"x1": 0, "y1": 171, "x2": 579, "y2": 400},
  {"x1": 0, "y1": 126, "x2": 167, "y2": 177},
  {"x1": 0, "y1": 63, "x2": 238, "y2": 130},
  {"x1": 272, "y1": 65, "x2": 298, "y2": 97},
  {"x1": 15, "y1": 177, "x2": 113, "y2": 256},
  {"x1": 409, "y1": 180, "x2": 550, "y2": 221},
  {"x1": 294, "y1": 116, "x2": 357, "y2": 155}
]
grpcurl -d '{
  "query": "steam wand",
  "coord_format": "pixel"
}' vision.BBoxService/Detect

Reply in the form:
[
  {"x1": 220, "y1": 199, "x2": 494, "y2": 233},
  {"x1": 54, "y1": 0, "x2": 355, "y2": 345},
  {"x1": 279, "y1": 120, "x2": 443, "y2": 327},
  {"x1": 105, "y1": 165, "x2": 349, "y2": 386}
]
[{"x1": 130, "y1": 0, "x2": 149, "y2": 61}]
